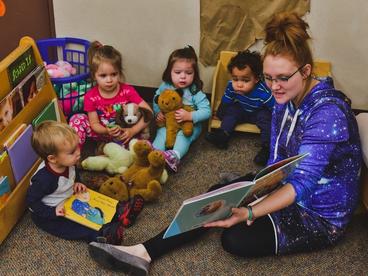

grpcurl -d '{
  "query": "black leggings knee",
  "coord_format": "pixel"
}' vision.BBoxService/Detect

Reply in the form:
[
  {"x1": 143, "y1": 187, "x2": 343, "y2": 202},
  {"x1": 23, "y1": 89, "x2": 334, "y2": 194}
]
[{"x1": 221, "y1": 215, "x2": 276, "y2": 257}]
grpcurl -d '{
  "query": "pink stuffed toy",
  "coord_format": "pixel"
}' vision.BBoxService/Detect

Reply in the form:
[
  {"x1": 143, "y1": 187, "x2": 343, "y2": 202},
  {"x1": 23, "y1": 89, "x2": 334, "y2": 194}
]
[{"x1": 45, "y1": 61, "x2": 77, "y2": 78}]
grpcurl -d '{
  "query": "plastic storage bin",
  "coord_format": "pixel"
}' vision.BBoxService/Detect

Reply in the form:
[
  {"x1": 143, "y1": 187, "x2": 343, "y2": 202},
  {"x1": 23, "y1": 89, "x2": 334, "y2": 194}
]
[{"x1": 36, "y1": 37, "x2": 92, "y2": 117}]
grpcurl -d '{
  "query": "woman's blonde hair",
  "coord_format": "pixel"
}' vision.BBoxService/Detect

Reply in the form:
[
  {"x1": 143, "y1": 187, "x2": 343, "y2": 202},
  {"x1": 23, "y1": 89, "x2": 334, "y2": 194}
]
[
  {"x1": 31, "y1": 121, "x2": 78, "y2": 160},
  {"x1": 88, "y1": 41, "x2": 124, "y2": 81},
  {"x1": 263, "y1": 12, "x2": 313, "y2": 72}
]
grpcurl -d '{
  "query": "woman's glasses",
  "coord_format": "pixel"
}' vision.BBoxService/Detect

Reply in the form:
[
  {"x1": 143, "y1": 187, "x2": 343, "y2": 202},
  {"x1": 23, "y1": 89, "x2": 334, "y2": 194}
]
[{"x1": 262, "y1": 65, "x2": 306, "y2": 84}]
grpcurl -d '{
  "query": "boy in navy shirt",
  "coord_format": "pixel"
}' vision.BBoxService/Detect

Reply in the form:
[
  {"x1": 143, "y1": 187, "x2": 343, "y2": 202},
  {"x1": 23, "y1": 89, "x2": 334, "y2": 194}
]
[
  {"x1": 27, "y1": 121, "x2": 143, "y2": 244},
  {"x1": 206, "y1": 50, "x2": 274, "y2": 166}
]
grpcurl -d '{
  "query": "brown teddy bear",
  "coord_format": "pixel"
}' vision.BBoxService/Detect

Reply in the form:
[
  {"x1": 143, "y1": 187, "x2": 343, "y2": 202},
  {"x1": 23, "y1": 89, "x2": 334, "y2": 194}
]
[
  {"x1": 155, "y1": 89, "x2": 194, "y2": 149},
  {"x1": 128, "y1": 150, "x2": 165, "y2": 201},
  {"x1": 115, "y1": 103, "x2": 153, "y2": 140},
  {"x1": 122, "y1": 139, "x2": 152, "y2": 182},
  {"x1": 98, "y1": 149, "x2": 165, "y2": 202},
  {"x1": 98, "y1": 175, "x2": 129, "y2": 201}
]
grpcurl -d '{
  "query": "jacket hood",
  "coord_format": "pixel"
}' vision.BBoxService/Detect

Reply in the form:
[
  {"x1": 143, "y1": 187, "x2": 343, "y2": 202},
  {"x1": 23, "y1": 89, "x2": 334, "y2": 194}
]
[{"x1": 298, "y1": 77, "x2": 351, "y2": 113}]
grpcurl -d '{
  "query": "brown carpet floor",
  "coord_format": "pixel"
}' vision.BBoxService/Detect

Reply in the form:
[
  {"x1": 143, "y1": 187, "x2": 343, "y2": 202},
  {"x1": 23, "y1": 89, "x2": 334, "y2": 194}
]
[{"x1": 1, "y1": 132, "x2": 368, "y2": 275}]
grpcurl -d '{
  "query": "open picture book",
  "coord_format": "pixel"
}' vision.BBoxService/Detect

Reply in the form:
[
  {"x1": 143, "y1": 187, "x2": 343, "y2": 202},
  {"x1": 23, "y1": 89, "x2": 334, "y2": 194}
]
[
  {"x1": 63, "y1": 188, "x2": 118, "y2": 231},
  {"x1": 163, "y1": 153, "x2": 309, "y2": 239}
]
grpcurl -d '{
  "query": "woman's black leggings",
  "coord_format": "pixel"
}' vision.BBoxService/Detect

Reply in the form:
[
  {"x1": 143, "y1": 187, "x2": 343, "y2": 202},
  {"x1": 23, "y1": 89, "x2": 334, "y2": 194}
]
[{"x1": 143, "y1": 173, "x2": 276, "y2": 260}]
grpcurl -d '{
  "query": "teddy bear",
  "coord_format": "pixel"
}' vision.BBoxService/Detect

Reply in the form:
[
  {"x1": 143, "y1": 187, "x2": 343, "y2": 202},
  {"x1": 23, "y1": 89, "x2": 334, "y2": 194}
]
[
  {"x1": 126, "y1": 139, "x2": 168, "y2": 184},
  {"x1": 115, "y1": 103, "x2": 153, "y2": 140},
  {"x1": 127, "y1": 150, "x2": 165, "y2": 201},
  {"x1": 98, "y1": 175, "x2": 129, "y2": 201},
  {"x1": 155, "y1": 89, "x2": 194, "y2": 149},
  {"x1": 98, "y1": 149, "x2": 165, "y2": 202},
  {"x1": 122, "y1": 139, "x2": 152, "y2": 181},
  {"x1": 81, "y1": 142, "x2": 133, "y2": 175}
]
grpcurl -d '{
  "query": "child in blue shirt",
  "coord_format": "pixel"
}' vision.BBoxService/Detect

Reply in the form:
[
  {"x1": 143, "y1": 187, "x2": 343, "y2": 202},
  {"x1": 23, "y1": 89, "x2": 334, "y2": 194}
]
[
  {"x1": 152, "y1": 46, "x2": 211, "y2": 172},
  {"x1": 206, "y1": 50, "x2": 274, "y2": 166}
]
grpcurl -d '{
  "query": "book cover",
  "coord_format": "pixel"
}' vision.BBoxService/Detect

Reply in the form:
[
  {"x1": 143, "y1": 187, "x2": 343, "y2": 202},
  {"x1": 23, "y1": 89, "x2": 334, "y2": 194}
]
[
  {"x1": 163, "y1": 153, "x2": 308, "y2": 239},
  {"x1": 0, "y1": 65, "x2": 45, "y2": 134},
  {"x1": 64, "y1": 188, "x2": 118, "y2": 231},
  {"x1": 0, "y1": 86, "x2": 23, "y2": 133},
  {"x1": 0, "y1": 151, "x2": 15, "y2": 191},
  {"x1": 32, "y1": 98, "x2": 60, "y2": 127},
  {"x1": 0, "y1": 176, "x2": 11, "y2": 207},
  {"x1": 19, "y1": 65, "x2": 45, "y2": 106},
  {"x1": 2, "y1": 123, "x2": 26, "y2": 148},
  {"x1": 6, "y1": 124, "x2": 38, "y2": 184}
]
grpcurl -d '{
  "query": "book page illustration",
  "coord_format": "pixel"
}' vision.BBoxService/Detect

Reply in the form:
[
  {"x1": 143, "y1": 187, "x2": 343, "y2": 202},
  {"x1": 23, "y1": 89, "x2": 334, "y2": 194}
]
[
  {"x1": 64, "y1": 188, "x2": 118, "y2": 231},
  {"x1": 163, "y1": 153, "x2": 308, "y2": 239}
]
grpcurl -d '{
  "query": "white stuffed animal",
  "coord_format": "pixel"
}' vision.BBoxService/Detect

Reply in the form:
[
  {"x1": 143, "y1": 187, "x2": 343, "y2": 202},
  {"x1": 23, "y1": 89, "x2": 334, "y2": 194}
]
[{"x1": 81, "y1": 142, "x2": 133, "y2": 174}]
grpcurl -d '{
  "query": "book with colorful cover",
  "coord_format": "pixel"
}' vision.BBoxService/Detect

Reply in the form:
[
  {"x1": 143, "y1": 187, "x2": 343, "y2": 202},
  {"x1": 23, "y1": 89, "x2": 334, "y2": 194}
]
[
  {"x1": 0, "y1": 65, "x2": 46, "y2": 134},
  {"x1": 63, "y1": 188, "x2": 118, "y2": 231},
  {"x1": 163, "y1": 153, "x2": 309, "y2": 239},
  {"x1": 0, "y1": 176, "x2": 11, "y2": 207}
]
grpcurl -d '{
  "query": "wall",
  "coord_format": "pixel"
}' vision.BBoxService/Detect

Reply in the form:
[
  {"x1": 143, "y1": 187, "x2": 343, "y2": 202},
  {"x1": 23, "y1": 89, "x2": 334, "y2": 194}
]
[{"x1": 53, "y1": 0, "x2": 368, "y2": 109}]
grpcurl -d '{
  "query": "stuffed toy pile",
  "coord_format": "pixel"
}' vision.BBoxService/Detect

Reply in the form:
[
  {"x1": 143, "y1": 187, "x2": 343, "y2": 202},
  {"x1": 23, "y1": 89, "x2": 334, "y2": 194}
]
[
  {"x1": 155, "y1": 89, "x2": 194, "y2": 148},
  {"x1": 98, "y1": 140, "x2": 166, "y2": 202},
  {"x1": 45, "y1": 60, "x2": 77, "y2": 78}
]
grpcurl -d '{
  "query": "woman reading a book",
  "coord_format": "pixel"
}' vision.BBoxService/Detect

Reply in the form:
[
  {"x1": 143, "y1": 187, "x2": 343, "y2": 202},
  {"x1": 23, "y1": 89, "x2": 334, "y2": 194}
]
[{"x1": 88, "y1": 12, "x2": 362, "y2": 275}]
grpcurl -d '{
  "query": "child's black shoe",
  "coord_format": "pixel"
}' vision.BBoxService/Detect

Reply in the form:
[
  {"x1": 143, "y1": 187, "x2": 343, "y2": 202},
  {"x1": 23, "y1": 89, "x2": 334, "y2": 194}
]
[
  {"x1": 99, "y1": 221, "x2": 124, "y2": 245},
  {"x1": 253, "y1": 145, "x2": 270, "y2": 166},
  {"x1": 205, "y1": 130, "x2": 229, "y2": 149}
]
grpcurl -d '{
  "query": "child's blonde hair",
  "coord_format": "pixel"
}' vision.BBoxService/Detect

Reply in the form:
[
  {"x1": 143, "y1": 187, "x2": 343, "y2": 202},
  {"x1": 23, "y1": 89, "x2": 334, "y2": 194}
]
[
  {"x1": 31, "y1": 121, "x2": 78, "y2": 160},
  {"x1": 88, "y1": 41, "x2": 124, "y2": 81}
]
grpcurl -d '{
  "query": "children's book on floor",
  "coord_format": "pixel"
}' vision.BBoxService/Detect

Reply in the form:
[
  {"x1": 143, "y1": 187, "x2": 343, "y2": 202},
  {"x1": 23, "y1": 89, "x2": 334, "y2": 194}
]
[
  {"x1": 163, "y1": 153, "x2": 309, "y2": 238},
  {"x1": 63, "y1": 188, "x2": 118, "y2": 231}
]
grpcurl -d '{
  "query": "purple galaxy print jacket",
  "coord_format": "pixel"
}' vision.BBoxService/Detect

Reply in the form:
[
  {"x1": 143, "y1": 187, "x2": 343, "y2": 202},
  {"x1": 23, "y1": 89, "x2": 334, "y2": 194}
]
[{"x1": 268, "y1": 79, "x2": 361, "y2": 254}]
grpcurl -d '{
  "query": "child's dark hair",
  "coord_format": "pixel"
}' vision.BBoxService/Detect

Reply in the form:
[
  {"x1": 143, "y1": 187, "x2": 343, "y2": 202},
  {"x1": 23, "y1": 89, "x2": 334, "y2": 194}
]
[
  {"x1": 227, "y1": 50, "x2": 262, "y2": 79},
  {"x1": 162, "y1": 45, "x2": 203, "y2": 93},
  {"x1": 88, "y1": 41, "x2": 124, "y2": 81}
]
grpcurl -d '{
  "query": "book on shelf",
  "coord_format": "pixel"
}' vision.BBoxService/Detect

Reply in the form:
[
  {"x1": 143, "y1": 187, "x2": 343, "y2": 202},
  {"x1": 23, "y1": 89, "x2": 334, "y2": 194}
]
[
  {"x1": 0, "y1": 151, "x2": 15, "y2": 191},
  {"x1": 63, "y1": 188, "x2": 118, "y2": 231},
  {"x1": 0, "y1": 176, "x2": 11, "y2": 207},
  {"x1": 0, "y1": 65, "x2": 46, "y2": 134},
  {"x1": 32, "y1": 98, "x2": 60, "y2": 127},
  {"x1": 5, "y1": 124, "x2": 38, "y2": 184},
  {"x1": 2, "y1": 123, "x2": 27, "y2": 149},
  {"x1": 163, "y1": 153, "x2": 309, "y2": 239}
]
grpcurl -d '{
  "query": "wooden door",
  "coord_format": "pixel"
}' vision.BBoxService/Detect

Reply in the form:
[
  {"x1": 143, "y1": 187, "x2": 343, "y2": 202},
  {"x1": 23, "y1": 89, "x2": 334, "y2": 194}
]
[{"x1": 0, "y1": 0, "x2": 55, "y2": 60}]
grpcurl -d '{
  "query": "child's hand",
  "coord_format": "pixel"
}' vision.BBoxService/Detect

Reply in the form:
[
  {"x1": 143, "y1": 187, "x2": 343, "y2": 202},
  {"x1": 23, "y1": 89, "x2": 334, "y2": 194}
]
[
  {"x1": 119, "y1": 128, "x2": 135, "y2": 145},
  {"x1": 155, "y1": 112, "x2": 166, "y2": 124},
  {"x1": 106, "y1": 125, "x2": 121, "y2": 138},
  {"x1": 175, "y1": 108, "x2": 192, "y2": 123},
  {"x1": 73, "y1": 182, "x2": 87, "y2": 193},
  {"x1": 55, "y1": 202, "x2": 65, "y2": 217}
]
